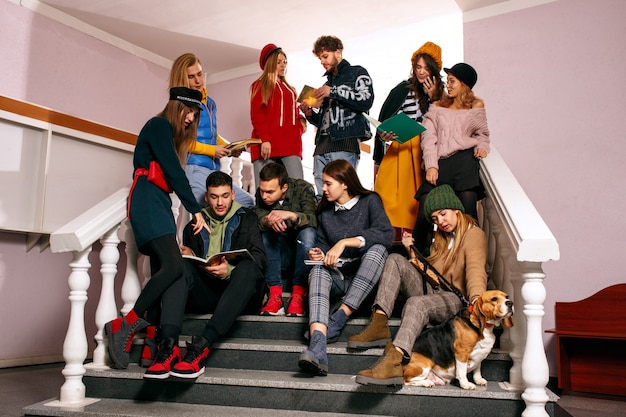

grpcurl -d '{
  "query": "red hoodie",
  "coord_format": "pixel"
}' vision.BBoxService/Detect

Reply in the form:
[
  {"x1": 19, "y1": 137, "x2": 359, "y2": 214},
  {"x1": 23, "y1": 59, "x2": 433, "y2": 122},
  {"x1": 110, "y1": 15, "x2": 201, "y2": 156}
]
[{"x1": 249, "y1": 80, "x2": 304, "y2": 161}]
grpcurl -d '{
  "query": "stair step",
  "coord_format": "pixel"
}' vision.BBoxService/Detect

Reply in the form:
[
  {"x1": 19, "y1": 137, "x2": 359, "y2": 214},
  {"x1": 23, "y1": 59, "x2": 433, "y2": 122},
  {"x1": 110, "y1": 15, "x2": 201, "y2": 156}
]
[{"x1": 23, "y1": 397, "x2": 390, "y2": 417}]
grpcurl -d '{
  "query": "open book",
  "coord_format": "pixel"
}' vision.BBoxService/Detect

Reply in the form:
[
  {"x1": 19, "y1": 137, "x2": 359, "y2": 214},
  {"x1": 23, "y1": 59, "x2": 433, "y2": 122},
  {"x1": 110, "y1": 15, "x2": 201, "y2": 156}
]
[
  {"x1": 364, "y1": 112, "x2": 426, "y2": 144},
  {"x1": 296, "y1": 85, "x2": 318, "y2": 107},
  {"x1": 183, "y1": 249, "x2": 254, "y2": 266},
  {"x1": 224, "y1": 138, "x2": 262, "y2": 152}
]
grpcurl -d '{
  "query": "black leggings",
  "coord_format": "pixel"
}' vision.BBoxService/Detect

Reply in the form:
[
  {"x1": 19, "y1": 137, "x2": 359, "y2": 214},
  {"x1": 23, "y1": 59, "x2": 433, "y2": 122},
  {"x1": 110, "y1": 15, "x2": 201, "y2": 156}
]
[{"x1": 134, "y1": 234, "x2": 186, "y2": 321}]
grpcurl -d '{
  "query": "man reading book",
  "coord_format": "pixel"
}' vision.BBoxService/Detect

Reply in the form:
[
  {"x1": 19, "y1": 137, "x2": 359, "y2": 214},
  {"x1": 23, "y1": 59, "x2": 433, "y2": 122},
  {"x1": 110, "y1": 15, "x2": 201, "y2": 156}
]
[
  {"x1": 145, "y1": 171, "x2": 266, "y2": 380},
  {"x1": 254, "y1": 163, "x2": 318, "y2": 317}
]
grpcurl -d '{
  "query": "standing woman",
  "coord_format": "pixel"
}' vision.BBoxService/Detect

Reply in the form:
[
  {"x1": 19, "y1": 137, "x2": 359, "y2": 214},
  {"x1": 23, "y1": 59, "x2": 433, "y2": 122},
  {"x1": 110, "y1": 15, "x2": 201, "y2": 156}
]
[
  {"x1": 415, "y1": 62, "x2": 490, "y2": 253},
  {"x1": 373, "y1": 42, "x2": 444, "y2": 244},
  {"x1": 249, "y1": 43, "x2": 306, "y2": 187},
  {"x1": 105, "y1": 87, "x2": 208, "y2": 370},
  {"x1": 298, "y1": 159, "x2": 393, "y2": 376}
]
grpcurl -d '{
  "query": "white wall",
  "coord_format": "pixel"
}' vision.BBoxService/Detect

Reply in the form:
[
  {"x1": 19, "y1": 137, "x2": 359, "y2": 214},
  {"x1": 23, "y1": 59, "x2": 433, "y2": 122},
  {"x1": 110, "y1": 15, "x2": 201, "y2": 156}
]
[{"x1": 463, "y1": 0, "x2": 626, "y2": 372}]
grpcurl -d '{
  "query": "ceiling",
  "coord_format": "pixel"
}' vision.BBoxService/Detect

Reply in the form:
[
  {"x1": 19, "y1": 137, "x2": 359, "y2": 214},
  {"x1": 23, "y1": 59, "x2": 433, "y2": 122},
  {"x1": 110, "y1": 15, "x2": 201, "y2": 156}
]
[{"x1": 36, "y1": 0, "x2": 505, "y2": 81}]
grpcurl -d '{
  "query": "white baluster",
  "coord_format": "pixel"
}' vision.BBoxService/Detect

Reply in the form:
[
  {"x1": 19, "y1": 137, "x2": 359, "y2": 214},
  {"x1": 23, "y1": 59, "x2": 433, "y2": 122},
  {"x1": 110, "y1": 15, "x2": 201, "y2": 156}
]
[
  {"x1": 59, "y1": 248, "x2": 91, "y2": 404},
  {"x1": 121, "y1": 219, "x2": 141, "y2": 314},
  {"x1": 87, "y1": 226, "x2": 120, "y2": 369},
  {"x1": 520, "y1": 264, "x2": 550, "y2": 417}
]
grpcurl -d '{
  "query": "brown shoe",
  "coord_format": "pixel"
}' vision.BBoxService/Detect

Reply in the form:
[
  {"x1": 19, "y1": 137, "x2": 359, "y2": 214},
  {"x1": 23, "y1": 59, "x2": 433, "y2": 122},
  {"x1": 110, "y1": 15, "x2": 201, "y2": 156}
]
[
  {"x1": 355, "y1": 342, "x2": 403, "y2": 386},
  {"x1": 347, "y1": 311, "x2": 391, "y2": 349}
]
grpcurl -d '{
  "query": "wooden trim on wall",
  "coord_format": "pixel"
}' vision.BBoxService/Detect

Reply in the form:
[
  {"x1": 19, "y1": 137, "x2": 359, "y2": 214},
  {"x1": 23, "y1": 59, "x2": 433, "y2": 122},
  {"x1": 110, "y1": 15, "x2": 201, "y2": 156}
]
[{"x1": 0, "y1": 96, "x2": 137, "y2": 146}]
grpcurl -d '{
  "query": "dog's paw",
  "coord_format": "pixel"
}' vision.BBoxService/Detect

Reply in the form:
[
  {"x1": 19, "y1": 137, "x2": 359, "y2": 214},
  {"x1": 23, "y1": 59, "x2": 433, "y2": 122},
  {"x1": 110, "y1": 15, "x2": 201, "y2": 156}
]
[
  {"x1": 460, "y1": 381, "x2": 476, "y2": 390},
  {"x1": 474, "y1": 376, "x2": 487, "y2": 386}
]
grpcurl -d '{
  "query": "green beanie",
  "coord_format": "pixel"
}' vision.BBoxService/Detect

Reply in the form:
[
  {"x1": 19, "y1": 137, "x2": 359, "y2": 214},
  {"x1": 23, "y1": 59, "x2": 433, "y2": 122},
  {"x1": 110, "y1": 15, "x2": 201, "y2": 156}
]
[{"x1": 423, "y1": 185, "x2": 465, "y2": 222}]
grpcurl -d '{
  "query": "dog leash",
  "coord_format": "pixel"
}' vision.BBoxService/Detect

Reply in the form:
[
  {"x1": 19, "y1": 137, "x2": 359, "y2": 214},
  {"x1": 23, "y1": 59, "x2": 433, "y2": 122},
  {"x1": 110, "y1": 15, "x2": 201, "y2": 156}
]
[{"x1": 409, "y1": 245, "x2": 470, "y2": 308}]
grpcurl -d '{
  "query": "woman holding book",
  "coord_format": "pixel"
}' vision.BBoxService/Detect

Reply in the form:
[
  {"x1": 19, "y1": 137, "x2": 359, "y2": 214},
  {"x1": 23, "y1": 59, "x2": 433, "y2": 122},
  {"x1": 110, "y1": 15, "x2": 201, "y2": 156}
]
[
  {"x1": 373, "y1": 42, "x2": 445, "y2": 246},
  {"x1": 169, "y1": 53, "x2": 255, "y2": 207},
  {"x1": 105, "y1": 87, "x2": 208, "y2": 373},
  {"x1": 298, "y1": 159, "x2": 393, "y2": 376},
  {"x1": 351, "y1": 184, "x2": 488, "y2": 386},
  {"x1": 414, "y1": 62, "x2": 490, "y2": 252},
  {"x1": 249, "y1": 44, "x2": 306, "y2": 187}
]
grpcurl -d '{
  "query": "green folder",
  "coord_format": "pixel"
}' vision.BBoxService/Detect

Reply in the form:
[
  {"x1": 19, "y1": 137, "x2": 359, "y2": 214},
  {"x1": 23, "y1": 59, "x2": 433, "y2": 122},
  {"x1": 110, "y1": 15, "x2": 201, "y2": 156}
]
[{"x1": 371, "y1": 112, "x2": 426, "y2": 144}]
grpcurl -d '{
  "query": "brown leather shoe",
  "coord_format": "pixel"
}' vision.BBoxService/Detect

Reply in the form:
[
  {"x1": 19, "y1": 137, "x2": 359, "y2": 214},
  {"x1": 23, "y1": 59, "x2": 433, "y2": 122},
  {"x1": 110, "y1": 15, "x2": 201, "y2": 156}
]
[
  {"x1": 355, "y1": 342, "x2": 403, "y2": 386},
  {"x1": 347, "y1": 311, "x2": 391, "y2": 349}
]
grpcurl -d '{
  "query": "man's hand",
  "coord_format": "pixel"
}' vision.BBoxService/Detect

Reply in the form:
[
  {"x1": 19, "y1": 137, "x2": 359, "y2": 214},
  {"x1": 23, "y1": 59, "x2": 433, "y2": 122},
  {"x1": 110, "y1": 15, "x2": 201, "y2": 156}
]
[
  {"x1": 203, "y1": 256, "x2": 229, "y2": 279},
  {"x1": 314, "y1": 85, "x2": 331, "y2": 100},
  {"x1": 265, "y1": 210, "x2": 294, "y2": 233}
]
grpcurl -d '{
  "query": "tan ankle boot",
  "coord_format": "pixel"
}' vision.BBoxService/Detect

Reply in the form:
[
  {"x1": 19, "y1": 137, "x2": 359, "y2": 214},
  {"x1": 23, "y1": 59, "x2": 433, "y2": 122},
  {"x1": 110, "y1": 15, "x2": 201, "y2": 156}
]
[
  {"x1": 355, "y1": 342, "x2": 404, "y2": 386},
  {"x1": 347, "y1": 311, "x2": 391, "y2": 349}
]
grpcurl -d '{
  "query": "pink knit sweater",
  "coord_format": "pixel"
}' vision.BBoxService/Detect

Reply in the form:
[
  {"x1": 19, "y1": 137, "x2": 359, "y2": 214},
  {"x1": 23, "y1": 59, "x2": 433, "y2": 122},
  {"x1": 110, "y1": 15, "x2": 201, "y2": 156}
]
[{"x1": 421, "y1": 105, "x2": 490, "y2": 170}]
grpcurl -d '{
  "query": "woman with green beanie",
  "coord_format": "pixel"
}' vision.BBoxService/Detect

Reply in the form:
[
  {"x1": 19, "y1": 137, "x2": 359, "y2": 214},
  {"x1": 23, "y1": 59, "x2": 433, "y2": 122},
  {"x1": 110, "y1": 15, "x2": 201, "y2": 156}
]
[{"x1": 349, "y1": 184, "x2": 488, "y2": 386}]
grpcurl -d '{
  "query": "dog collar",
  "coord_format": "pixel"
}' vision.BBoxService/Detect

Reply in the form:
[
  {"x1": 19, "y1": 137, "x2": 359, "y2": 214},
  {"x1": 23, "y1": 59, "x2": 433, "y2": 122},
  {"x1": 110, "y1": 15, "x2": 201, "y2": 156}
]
[{"x1": 485, "y1": 323, "x2": 494, "y2": 328}]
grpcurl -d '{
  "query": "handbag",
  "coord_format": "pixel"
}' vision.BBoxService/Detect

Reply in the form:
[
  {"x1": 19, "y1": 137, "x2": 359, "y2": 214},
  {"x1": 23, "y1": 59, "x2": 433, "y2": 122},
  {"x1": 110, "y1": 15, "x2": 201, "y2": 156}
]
[{"x1": 147, "y1": 160, "x2": 173, "y2": 193}]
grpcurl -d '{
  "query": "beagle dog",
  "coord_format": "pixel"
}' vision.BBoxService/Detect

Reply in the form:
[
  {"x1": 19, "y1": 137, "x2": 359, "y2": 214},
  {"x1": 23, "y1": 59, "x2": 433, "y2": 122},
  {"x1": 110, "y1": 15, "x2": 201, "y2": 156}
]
[{"x1": 403, "y1": 290, "x2": 514, "y2": 390}]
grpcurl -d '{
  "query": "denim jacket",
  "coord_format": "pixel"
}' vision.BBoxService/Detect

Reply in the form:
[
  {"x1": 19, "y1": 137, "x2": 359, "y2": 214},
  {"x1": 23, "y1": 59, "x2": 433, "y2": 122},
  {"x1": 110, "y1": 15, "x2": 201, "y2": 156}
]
[{"x1": 306, "y1": 59, "x2": 374, "y2": 142}]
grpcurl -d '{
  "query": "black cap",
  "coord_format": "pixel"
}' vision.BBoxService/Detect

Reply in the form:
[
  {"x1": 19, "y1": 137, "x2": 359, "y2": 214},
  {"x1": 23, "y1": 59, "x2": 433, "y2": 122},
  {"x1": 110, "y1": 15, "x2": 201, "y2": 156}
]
[
  {"x1": 444, "y1": 63, "x2": 478, "y2": 89},
  {"x1": 169, "y1": 87, "x2": 202, "y2": 108}
]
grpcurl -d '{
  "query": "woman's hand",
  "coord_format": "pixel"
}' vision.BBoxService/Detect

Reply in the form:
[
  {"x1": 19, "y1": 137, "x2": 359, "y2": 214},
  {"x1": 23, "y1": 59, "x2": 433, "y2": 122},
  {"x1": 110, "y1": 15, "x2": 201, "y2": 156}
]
[
  {"x1": 378, "y1": 130, "x2": 397, "y2": 143},
  {"x1": 308, "y1": 247, "x2": 324, "y2": 261},
  {"x1": 324, "y1": 240, "x2": 347, "y2": 266},
  {"x1": 423, "y1": 76, "x2": 437, "y2": 100},
  {"x1": 474, "y1": 148, "x2": 487, "y2": 159},
  {"x1": 192, "y1": 212, "x2": 210, "y2": 235},
  {"x1": 214, "y1": 145, "x2": 231, "y2": 159},
  {"x1": 426, "y1": 167, "x2": 439, "y2": 186},
  {"x1": 401, "y1": 231, "x2": 414, "y2": 251},
  {"x1": 261, "y1": 142, "x2": 272, "y2": 160}
]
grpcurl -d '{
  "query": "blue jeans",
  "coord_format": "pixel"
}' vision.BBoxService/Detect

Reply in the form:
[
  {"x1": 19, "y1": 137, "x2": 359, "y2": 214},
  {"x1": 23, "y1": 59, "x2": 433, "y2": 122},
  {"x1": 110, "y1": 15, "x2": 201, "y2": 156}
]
[
  {"x1": 185, "y1": 164, "x2": 255, "y2": 208},
  {"x1": 262, "y1": 226, "x2": 316, "y2": 287},
  {"x1": 313, "y1": 151, "x2": 360, "y2": 199}
]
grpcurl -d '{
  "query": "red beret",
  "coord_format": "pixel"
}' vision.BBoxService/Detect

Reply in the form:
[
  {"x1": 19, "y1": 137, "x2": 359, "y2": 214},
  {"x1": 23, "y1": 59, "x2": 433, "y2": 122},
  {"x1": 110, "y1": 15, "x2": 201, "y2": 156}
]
[{"x1": 259, "y1": 43, "x2": 281, "y2": 70}]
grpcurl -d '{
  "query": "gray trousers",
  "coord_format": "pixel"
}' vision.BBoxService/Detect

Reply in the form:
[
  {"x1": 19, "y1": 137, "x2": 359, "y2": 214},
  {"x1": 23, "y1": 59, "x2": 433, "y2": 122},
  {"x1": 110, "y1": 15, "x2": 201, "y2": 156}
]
[
  {"x1": 308, "y1": 244, "x2": 388, "y2": 326},
  {"x1": 374, "y1": 253, "x2": 463, "y2": 355}
]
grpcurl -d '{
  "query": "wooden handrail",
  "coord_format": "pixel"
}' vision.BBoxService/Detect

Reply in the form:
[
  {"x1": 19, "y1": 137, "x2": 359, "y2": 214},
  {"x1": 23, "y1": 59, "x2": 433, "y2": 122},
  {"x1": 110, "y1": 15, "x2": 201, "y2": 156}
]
[{"x1": 0, "y1": 95, "x2": 137, "y2": 146}]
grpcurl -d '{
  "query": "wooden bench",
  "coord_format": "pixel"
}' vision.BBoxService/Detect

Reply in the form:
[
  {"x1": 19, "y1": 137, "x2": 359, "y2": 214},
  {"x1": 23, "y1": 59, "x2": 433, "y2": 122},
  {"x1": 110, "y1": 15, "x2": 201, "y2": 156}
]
[{"x1": 546, "y1": 283, "x2": 626, "y2": 396}]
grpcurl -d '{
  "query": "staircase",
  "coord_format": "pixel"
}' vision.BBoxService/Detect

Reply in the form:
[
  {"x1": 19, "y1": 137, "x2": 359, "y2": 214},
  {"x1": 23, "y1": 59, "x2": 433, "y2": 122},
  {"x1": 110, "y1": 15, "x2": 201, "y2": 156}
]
[{"x1": 24, "y1": 297, "x2": 563, "y2": 417}]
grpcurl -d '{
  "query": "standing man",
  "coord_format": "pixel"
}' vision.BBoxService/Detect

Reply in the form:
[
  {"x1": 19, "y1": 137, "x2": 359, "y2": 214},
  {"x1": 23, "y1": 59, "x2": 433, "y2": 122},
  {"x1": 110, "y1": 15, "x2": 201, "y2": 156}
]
[
  {"x1": 300, "y1": 35, "x2": 374, "y2": 198},
  {"x1": 169, "y1": 52, "x2": 255, "y2": 208},
  {"x1": 255, "y1": 163, "x2": 317, "y2": 317},
  {"x1": 144, "y1": 171, "x2": 266, "y2": 380}
]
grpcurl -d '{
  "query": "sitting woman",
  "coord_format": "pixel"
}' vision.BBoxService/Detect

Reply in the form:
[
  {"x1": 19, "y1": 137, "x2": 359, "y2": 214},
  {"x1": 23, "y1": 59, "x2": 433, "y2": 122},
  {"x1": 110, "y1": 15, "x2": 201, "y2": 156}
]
[
  {"x1": 351, "y1": 184, "x2": 488, "y2": 386},
  {"x1": 298, "y1": 159, "x2": 393, "y2": 376}
]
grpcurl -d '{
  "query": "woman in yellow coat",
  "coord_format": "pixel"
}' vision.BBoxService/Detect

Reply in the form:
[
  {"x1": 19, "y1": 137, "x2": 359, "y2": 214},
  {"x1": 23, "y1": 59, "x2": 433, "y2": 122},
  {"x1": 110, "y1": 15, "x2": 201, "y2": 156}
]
[{"x1": 373, "y1": 42, "x2": 444, "y2": 245}]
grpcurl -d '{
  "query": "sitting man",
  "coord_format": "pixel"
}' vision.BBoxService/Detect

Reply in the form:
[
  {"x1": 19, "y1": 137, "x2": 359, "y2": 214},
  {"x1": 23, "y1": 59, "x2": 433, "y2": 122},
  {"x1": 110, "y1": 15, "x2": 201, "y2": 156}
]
[
  {"x1": 161, "y1": 171, "x2": 266, "y2": 379},
  {"x1": 255, "y1": 162, "x2": 317, "y2": 316}
]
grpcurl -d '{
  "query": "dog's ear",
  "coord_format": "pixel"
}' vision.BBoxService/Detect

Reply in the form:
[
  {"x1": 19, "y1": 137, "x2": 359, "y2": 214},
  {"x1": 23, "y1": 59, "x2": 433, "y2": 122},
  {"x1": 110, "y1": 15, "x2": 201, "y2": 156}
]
[{"x1": 502, "y1": 316, "x2": 514, "y2": 328}]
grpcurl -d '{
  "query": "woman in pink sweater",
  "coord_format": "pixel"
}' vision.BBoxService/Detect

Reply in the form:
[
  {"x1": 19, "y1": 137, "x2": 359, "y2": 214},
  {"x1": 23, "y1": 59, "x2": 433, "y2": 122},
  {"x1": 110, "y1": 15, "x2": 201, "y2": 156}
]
[
  {"x1": 414, "y1": 63, "x2": 490, "y2": 253},
  {"x1": 250, "y1": 44, "x2": 306, "y2": 188}
]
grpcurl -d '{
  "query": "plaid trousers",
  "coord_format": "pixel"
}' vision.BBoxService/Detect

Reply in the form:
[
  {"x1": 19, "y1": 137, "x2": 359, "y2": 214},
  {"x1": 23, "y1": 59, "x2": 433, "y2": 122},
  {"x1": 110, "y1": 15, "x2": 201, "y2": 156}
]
[
  {"x1": 308, "y1": 244, "x2": 388, "y2": 326},
  {"x1": 373, "y1": 253, "x2": 463, "y2": 355}
]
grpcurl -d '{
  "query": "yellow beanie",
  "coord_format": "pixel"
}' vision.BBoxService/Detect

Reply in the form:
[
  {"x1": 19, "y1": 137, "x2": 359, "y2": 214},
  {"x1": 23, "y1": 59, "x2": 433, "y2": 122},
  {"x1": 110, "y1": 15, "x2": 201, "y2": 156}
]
[{"x1": 411, "y1": 41, "x2": 442, "y2": 71}]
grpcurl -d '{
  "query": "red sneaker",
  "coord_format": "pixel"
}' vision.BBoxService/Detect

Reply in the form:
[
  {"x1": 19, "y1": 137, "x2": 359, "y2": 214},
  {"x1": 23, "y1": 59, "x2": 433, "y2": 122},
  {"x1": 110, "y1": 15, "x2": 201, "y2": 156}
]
[
  {"x1": 286, "y1": 285, "x2": 307, "y2": 317},
  {"x1": 169, "y1": 336, "x2": 210, "y2": 379},
  {"x1": 144, "y1": 338, "x2": 180, "y2": 380},
  {"x1": 260, "y1": 285, "x2": 284, "y2": 316}
]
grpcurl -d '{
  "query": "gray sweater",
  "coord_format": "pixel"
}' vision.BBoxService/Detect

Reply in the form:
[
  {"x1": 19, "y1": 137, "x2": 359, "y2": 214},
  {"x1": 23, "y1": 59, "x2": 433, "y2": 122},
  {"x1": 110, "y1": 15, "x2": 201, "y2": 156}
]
[{"x1": 316, "y1": 193, "x2": 393, "y2": 259}]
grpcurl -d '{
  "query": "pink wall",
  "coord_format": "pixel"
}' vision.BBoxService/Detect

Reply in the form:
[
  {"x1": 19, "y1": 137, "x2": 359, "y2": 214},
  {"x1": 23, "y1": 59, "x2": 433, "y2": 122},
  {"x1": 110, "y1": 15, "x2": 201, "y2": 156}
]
[
  {"x1": 0, "y1": 0, "x2": 168, "y2": 133},
  {"x1": 207, "y1": 73, "x2": 258, "y2": 143},
  {"x1": 464, "y1": 0, "x2": 626, "y2": 373}
]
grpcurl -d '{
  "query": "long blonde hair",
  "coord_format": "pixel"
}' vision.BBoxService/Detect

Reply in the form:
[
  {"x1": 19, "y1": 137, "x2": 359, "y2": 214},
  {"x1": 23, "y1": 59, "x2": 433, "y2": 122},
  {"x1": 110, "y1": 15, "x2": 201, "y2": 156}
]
[
  {"x1": 251, "y1": 51, "x2": 296, "y2": 105},
  {"x1": 157, "y1": 100, "x2": 199, "y2": 165},
  {"x1": 427, "y1": 211, "x2": 478, "y2": 276}
]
